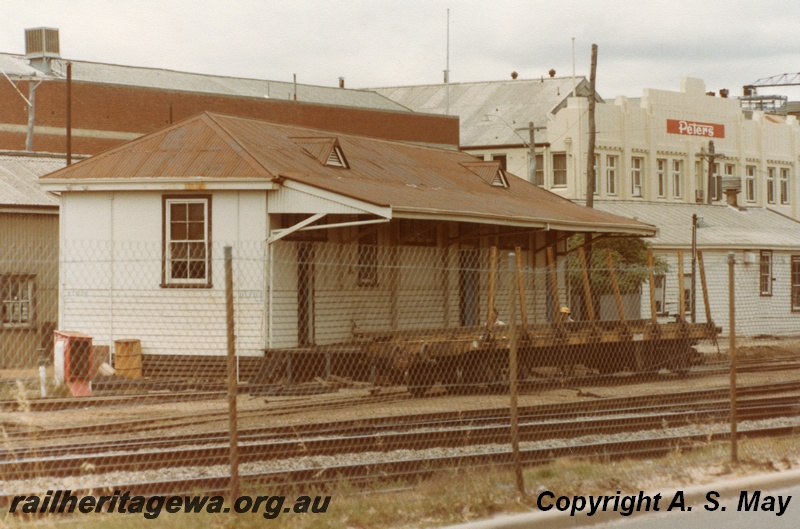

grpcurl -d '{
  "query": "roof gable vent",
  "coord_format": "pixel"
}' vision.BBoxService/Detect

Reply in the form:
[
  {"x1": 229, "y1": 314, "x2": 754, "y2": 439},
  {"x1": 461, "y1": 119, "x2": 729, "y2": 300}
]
[
  {"x1": 491, "y1": 169, "x2": 509, "y2": 188},
  {"x1": 326, "y1": 145, "x2": 347, "y2": 168},
  {"x1": 460, "y1": 161, "x2": 509, "y2": 189},
  {"x1": 291, "y1": 137, "x2": 349, "y2": 169}
]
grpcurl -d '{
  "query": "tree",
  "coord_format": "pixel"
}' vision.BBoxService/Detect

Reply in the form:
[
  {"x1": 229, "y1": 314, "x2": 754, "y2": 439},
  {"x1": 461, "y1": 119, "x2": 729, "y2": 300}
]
[{"x1": 567, "y1": 235, "x2": 667, "y2": 318}]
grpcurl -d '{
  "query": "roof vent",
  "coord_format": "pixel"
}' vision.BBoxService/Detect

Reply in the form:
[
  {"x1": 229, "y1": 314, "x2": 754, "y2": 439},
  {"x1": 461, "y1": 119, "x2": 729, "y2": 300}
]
[
  {"x1": 460, "y1": 161, "x2": 509, "y2": 189},
  {"x1": 491, "y1": 169, "x2": 509, "y2": 188},
  {"x1": 292, "y1": 137, "x2": 349, "y2": 169},
  {"x1": 326, "y1": 146, "x2": 347, "y2": 168},
  {"x1": 25, "y1": 27, "x2": 60, "y2": 74}
]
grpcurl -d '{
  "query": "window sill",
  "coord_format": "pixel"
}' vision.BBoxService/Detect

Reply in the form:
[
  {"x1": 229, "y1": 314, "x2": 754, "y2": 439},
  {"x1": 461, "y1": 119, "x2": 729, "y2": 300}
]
[
  {"x1": 160, "y1": 282, "x2": 213, "y2": 289},
  {"x1": 1, "y1": 323, "x2": 35, "y2": 331}
]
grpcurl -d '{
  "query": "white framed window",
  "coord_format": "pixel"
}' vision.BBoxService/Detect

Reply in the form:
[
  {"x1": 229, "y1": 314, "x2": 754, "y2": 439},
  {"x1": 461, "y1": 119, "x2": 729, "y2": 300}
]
[
  {"x1": 552, "y1": 153, "x2": 567, "y2": 187},
  {"x1": 768, "y1": 167, "x2": 776, "y2": 204},
  {"x1": 631, "y1": 156, "x2": 643, "y2": 197},
  {"x1": 672, "y1": 159, "x2": 683, "y2": 198},
  {"x1": 656, "y1": 159, "x2": 666, "y2": 198},
  {"x1": 1, "y1": 275, "x2": 35, "y2": 327},
  {"x1": 781, "y1": 167, "x2": 790, "y2": 204},
  {"x1": 746, "y1": 165, "x2": 756, "y2": 202},
  {"x1": 534, "y1": 154, "x2": 545, "y2": 186},
  {"x1": 606, "y1": 155, "x2": 618, "y2": 195},
  {"x1": 163, "y1": 195, "x2": 211, "y2": 287}
]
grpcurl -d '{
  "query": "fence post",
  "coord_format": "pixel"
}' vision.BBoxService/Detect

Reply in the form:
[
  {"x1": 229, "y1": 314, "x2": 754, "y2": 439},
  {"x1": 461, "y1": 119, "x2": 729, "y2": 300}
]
[
  {"x1": 225, "y1": 246, "x2": 240, "y2": 499},
  {"x1": 728, "y1": 252, "x2": 737, "y2": 463},
  {"x1": 507, "y1": 252, "x2": 525, "y2": 496}
]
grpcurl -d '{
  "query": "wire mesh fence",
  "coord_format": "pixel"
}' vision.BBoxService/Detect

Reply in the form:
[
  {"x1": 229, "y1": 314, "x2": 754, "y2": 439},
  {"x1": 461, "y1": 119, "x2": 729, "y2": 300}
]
[{"x1": 2, "y1": 235, "x2": 800, "y2": 509}]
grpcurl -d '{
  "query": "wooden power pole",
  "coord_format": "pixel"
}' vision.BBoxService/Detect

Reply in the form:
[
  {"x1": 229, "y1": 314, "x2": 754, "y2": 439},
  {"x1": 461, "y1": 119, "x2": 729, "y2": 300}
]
[{"x1": 586, "y1": 43, "x2": 598, "y2": 207}]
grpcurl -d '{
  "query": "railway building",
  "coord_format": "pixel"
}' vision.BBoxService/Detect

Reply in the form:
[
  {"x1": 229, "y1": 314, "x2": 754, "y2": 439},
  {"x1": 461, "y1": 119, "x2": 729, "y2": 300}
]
[
  {"x1": 0, "y1": 27, "x2": 457, "y2": 368},
  {"x1": 39, "y1": 112, "x2": 655, "y2": 380},
  {"x1": 594, "y1": 200, "x2": 800, "y2": 338}
]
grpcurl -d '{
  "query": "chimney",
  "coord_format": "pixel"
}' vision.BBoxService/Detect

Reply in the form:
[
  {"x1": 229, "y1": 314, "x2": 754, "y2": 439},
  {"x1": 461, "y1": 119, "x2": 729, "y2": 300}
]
[
  {"x1": 511, "y1": 71, "x2": 518, "y2": 80},
  {"x1": 25, "y1": 27, "x2": 60, "y2": 74},
  {"x1": 338, "y1": 77, "x2": 345, "y2": 89},
  {"x1": 722, "y1": 176, "x2": 742, "y2": 207},
  {"x1": 549, "y1": 69, "x2": 556, "y2": 78},
  {"x1": 720, "y1": 88, "x2": 729, "y2": 98}
]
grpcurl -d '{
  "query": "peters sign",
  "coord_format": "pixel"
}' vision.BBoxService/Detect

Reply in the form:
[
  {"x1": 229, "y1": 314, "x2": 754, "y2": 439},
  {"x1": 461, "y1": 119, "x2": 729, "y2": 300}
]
[{"x1": 667, "y1": 119, "x2": 725, "y2": 138}]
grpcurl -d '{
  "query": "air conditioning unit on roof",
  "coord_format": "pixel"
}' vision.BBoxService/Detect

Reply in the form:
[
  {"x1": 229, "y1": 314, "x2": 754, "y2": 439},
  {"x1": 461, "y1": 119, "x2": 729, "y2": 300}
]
[{"x1": 25, "y1": 28, "x2": 60, "y2": 59}]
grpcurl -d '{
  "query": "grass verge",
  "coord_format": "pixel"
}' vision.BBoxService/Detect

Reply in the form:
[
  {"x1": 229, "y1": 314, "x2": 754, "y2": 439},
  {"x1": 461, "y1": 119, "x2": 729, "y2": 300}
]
[{"x1": 3, "y1": 436, "x2": 800, "y2": 529}]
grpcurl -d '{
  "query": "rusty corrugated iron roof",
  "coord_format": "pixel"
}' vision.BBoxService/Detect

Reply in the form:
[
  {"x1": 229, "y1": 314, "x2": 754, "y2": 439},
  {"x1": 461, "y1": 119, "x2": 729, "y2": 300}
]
[{"x1": 41, "y1": 112, "x2": 655, "y2": 235}]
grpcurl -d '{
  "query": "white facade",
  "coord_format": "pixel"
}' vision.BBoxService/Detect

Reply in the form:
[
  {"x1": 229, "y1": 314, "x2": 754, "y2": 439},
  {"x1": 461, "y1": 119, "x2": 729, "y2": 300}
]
[
  {"x1": 546, "y1": 78, "x2": 800, "y2": 218},
  {"x1": 59, "y1": 190, "x2": 269, "y2": 359},
  {"x1": 57, "y1": 187, "x2": 574, "y2": 359}
]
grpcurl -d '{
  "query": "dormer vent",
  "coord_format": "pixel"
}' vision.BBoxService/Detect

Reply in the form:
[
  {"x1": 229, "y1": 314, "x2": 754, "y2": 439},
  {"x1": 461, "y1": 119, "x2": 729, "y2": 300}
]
[
  {"x1": 460, "y1": 161, "x2": 509, "y2": 188},
  {"x1": 292, "y1": 137, "x2": 349, "y2": 169}
]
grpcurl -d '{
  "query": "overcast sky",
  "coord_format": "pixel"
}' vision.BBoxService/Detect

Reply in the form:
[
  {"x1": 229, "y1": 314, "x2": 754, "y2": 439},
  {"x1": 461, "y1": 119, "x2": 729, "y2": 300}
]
[{"x1": 3, "y1": 0, "x2": 800, "y2": 100}]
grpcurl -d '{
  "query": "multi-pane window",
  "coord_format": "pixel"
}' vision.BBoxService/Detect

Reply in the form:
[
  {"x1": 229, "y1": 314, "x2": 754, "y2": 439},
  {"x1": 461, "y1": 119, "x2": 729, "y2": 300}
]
[
  {"x1": 534, "y1": 154, "x2": 544, "y2": 186},
  {"x1": 606, "y1": 155, "x2": 618, "y2": 195},
  {"x1": 672, "y1": 160, "x2": 683, "y2": 198},
  {"x1": 792, "y1": 256, "x2": 800, "y2": 312},
  {"x1": 656, "y1": 159, "x2": 666, "y2": 198},
  {"x1": 746, "y1": 165, "x2": 756, "y2": 202},
  {"x1": 760, "y1": 250, "x2": 772, "y2": 297},
  {"x1": 357, "y1": 227, "x2": 378, "y2": 286},
  {"x1": 1, "y1": 275, "x2": 34, "y2": 326},
  {"x1": 552, "y1": 153, "x2": 567, "y2": 187},
  {"x1": 768, "y1": 167, "x2": 776, "y2": 204},
  {"x1": 781, "y1": 167, "x2": 790, "y2": 204},
  {"x1": 631, "y1": 156, "x2": 643, "y2": 197},
  {"x1": 163, "y1": 196, "x2": 211, "y2": 287}
]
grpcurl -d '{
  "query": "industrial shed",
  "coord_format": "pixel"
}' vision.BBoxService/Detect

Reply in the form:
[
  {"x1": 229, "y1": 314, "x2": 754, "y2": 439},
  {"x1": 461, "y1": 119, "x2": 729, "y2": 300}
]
[
  {"x1": 40, "y1": 112, "x2": 654, "y2": 377},
  {"x1": 0, "y1": 152, "x2": 63, "y2": 367}
]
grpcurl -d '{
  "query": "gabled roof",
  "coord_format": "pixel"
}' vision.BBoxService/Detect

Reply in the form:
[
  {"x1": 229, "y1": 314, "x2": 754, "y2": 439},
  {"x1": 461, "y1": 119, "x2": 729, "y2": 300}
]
[
  {"x1": 592, "y1": 201, "x2": 800, "y2": 250},
  {"x1": 0, "y1": 153, "x2": 62, "y2": 209},
  {"x1": 41, "y1": 112, "x2": 654, "y2": 235},
  {"x1": 0, "y1": 52, "x2": 409, "y2": 112},
  {"x1": 372, "y1": 77, "x2": 601, "y2": 147}
]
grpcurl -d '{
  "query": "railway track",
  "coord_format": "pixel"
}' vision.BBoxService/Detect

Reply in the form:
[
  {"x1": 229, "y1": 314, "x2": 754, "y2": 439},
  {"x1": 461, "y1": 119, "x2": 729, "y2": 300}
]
[
  {"x1": 3, "y1": 380, "x2": 800, "y2": 483},
  {"x1": 2, "y1": 419, "x2": 799, "y2": 507}
]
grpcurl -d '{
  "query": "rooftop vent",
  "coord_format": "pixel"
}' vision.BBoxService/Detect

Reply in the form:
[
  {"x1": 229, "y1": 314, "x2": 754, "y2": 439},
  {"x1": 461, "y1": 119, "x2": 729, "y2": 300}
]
[{"x1": 25, "y1": 27, "x2": 60, "y2": 74}]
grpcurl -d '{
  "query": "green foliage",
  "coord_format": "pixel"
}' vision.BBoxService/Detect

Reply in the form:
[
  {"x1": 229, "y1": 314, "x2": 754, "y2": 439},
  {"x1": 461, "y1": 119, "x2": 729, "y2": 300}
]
[{"x1": 567, "y1": 235, "x2": 668, "y2": 296}]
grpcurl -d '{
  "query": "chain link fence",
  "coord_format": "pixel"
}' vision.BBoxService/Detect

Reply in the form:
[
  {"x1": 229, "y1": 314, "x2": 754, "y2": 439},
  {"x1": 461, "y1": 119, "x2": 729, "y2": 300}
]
[{"x1": 2, "y1": 236, "x2": 799, "y2": 505}]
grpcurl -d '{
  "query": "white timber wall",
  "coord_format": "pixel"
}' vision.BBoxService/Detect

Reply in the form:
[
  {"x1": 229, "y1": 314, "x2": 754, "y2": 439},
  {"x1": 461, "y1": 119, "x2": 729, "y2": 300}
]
[
  {"x1": 59, "y1": 190, "x2": 268, "y2": 358},
  {"x1": 640, "y1": 249, "x2": 800, "y2": 337}
]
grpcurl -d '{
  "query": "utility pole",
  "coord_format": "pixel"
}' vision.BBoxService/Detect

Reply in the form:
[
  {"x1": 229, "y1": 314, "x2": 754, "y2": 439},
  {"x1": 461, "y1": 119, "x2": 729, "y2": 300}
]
[
  {"x1": 512, "y1": 122, "x2": 544, "y2": 184},
  {"x1": 586, "y1": 44, "x2": 598, "y2": 208},
  {"x1": 583, "y1": 44, "x2": 598, "y2": 322}
]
